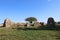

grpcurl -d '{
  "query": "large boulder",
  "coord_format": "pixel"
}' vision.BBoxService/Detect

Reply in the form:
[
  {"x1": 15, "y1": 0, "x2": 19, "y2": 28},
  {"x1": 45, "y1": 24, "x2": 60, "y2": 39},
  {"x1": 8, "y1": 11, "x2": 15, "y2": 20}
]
[{"x1": 3, "y1": 18, "x2": 11, "y2": 27}]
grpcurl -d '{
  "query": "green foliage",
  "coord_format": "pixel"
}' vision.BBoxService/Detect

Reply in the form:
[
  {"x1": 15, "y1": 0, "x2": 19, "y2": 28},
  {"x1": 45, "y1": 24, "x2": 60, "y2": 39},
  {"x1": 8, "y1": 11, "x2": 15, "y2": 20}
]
[
  {"x1": 57, "y1": 22, "x2": 60, "y2": 24},
  {"x1": 40, "y1": 22, "x2": 44, "y2": 26}
]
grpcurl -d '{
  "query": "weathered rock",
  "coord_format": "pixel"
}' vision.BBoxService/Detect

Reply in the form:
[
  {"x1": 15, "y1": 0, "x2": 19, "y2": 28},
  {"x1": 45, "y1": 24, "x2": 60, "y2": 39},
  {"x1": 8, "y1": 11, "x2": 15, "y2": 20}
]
[
  {"x1": 34, "y1": 21, "x2": 41, "y2": 28},
  {"x1": 16, "y1": 23, "x2": 25, "y2": 28},
  {"x1": 27, "y1": 23, "x2": 31, "y2": 27},
  {"x1": 3, "y1": 18, "x2": 11, "y2": 27}
]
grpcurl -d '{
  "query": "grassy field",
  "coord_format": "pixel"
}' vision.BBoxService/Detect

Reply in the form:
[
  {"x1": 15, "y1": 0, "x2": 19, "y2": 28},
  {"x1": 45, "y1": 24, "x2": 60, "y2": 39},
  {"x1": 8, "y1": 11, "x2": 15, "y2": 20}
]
[{"x1": 0, "y1": 28, "x2": 60, "y2": 40}]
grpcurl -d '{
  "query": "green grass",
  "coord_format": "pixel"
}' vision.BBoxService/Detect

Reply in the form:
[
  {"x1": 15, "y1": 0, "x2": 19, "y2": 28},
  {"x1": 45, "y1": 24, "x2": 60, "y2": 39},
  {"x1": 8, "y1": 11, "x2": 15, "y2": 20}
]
[{"x1": 0, "y1": 28, "x2": 60, "y2": 40}]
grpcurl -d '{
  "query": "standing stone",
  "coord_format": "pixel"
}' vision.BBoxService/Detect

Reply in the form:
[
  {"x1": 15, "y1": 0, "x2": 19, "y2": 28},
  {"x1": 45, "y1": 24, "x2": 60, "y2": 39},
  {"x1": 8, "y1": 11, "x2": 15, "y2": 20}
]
[
  {"x1": 3, "y1": 18, "x2": 11, "y2": 27},
  {"x1": 27, "y1": 23, "x2": 30, "y2": 27}
]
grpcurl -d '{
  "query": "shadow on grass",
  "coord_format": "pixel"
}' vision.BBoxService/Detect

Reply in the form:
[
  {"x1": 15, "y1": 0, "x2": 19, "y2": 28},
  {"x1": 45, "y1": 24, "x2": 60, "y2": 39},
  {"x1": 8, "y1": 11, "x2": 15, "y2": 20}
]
[
  {"x1": 16, "y1": 26, "x2": 60, "y2": 40},
  {"x1": 15, "y1": 25, "x2": 60, "y2": 40},
  {"x1": 16, "y1": 26, "x2": 60, "y2": 31}
]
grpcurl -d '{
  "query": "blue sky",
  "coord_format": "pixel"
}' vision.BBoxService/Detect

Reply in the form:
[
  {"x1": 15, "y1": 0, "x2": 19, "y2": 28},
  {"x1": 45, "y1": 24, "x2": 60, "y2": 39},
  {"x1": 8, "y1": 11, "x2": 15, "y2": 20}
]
[{"x1": 0, "y1": 0, "x2": 60, "y2": 23}]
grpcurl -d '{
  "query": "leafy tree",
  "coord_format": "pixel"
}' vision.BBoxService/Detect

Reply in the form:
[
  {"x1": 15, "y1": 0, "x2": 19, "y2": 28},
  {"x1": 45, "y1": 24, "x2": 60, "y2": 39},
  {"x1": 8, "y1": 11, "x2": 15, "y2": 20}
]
[
  {"x1": 25, "y1": 17, "x2": 37, "y2": 23},
  {"x1": 57, "y1": 22, "x2": 60, "y2": 24},
  {"x1": 47, "y1": 17, "x2": 55, "y2": 29}
]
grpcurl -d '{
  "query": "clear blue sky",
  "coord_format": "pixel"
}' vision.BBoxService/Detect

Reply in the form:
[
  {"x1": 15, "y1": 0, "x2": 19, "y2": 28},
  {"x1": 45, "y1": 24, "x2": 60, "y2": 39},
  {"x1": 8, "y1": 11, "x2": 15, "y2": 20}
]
[{"x1": 0, "y1": 0, "x2": 60, "y2": 23}]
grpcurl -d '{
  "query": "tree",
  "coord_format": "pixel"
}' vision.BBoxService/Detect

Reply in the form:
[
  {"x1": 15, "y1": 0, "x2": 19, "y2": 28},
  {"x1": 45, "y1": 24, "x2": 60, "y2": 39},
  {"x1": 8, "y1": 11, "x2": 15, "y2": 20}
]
[
  {"x1": 40, "y1": 22, "x2": 44, "y2": 26},
  {"x1": 57, "y1": 22, "x2": 60, "y2": 24},
  {"x1": 25, "y1": 17, "x2": 37, "y2": 23},
  {"x1": 47, "y1": 17, "x2": 55, "y2": 29}
]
